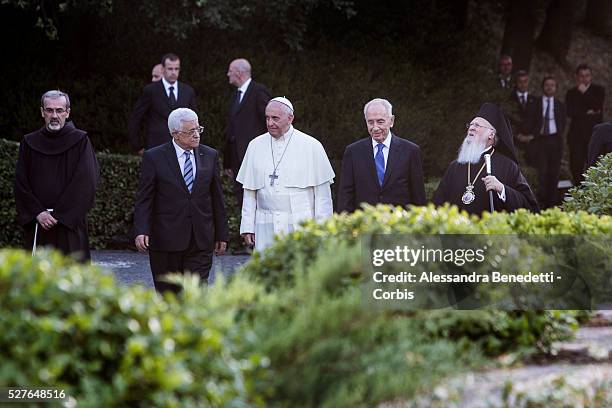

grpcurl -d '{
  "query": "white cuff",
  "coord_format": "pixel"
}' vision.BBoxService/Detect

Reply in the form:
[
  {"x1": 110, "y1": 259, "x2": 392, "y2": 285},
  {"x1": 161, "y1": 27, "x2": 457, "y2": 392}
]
[{"x1": 497, "y1": 185, "x2": 506, "y2": 202}]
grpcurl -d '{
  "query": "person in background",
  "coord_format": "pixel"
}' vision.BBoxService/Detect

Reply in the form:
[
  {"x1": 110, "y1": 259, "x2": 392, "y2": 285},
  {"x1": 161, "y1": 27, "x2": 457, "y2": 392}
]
[{"x1": 565, "y1": 63, "x2": 605, "y2": 185}]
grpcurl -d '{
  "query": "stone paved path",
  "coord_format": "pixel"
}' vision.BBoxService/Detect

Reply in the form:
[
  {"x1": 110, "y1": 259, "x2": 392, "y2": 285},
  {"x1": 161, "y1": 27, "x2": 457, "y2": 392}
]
[
  {"x1": 390, "y1": 308, "x2": 612, "y2": 407},
  {"x1": 91, "y1": 250, "x2": 250, "y2": 287}
]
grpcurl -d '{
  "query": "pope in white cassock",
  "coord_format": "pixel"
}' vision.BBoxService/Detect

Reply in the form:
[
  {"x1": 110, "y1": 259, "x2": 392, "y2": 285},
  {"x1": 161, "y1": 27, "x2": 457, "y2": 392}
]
[{"x1": 237, "y1": 97, "x2": 335, "y2": 251}]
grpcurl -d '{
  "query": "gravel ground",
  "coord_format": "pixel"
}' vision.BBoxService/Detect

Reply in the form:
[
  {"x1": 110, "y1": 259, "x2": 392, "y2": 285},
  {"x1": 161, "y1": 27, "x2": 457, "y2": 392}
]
[{"x1": 91, "y1": 250, "x2": 251, "y2": 287}]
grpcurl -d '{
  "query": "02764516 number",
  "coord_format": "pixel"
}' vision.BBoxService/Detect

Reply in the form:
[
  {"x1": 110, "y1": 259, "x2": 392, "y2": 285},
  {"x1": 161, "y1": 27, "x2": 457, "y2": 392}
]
[{"x1": 2, "y1": 388, "x2": 67, "y2": 402}]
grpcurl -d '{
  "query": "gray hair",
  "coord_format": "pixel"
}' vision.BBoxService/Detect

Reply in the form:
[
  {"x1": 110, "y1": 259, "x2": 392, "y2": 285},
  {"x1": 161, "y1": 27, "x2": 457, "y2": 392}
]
[
  {"x1": 363, "y1": 98, "x2": 393, "y2": 118},
  {"x1": 168, "y1": 108, "x2": 198, "y2": 133},
  {"x1": 41, "y1": 90, "x2": 70, "y2": 109}
]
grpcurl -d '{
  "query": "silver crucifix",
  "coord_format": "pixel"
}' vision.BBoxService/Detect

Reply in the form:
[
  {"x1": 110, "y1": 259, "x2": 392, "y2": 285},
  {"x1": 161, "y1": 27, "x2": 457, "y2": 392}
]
[{"x1": 269, "y1": 172, "x2": 279, "y2": 186}]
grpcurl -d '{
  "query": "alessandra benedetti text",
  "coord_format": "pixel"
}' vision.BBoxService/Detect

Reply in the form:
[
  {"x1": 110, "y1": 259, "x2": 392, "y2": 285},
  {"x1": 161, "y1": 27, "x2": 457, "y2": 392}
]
[{"x1": 372, "y1": 271, "x2": 558, "y2": 283}]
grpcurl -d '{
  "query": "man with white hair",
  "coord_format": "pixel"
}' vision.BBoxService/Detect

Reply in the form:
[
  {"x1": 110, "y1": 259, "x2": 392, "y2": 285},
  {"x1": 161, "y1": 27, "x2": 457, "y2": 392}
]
[
  {"x1": 237, "y1": 97, "x2": 335, "y2": 251},
  {"x1": 337, "y1": 98, "x2": 426, "y2": 213},
  {"x1": 433, "y1": 103, "x2": 538, "y2": 215},
  {"x1": 15, "y1": 90, "x2": 100, "y2": 262},
  {"x1": 134, "y1": 108, "x2": 228, "y2": 293}
]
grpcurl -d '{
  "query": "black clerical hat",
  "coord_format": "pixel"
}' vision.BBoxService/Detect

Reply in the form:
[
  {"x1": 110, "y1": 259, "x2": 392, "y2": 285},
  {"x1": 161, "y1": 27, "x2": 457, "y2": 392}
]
[{"x1": 476, "y1": 103, "x2": 518, "y2": 163}]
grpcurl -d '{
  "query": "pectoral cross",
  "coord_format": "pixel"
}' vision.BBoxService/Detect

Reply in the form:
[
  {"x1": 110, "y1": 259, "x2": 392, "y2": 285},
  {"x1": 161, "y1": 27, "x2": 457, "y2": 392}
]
[{"x1": 269, "y1": 172, "x2": 279, "y2": 186}]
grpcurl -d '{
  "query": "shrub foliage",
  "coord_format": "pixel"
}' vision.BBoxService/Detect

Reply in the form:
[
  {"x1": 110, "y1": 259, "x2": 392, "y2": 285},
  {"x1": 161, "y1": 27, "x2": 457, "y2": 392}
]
[{"x1": 563, "y1": 153, "x2": 611, "y2": 215}]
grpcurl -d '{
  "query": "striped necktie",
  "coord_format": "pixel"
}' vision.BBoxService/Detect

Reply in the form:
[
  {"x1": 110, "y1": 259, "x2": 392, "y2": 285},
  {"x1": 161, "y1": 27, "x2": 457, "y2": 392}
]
[
  {"x1": 375, "y1": 143, "x2": 385, "y2": 186},
  {"x1": 183, "y1": 151, "x2": 193, "y2": 192}
]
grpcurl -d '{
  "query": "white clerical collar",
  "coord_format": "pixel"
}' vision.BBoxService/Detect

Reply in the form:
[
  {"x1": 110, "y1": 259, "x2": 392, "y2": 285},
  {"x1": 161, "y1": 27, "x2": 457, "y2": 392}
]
[
  {"x1": 273, "y1": 125, "x2": 293, "y2": 143},
  {"x1": 162, "y1": 77, "x2": 178, "y2": 93},
  {"x1": 372, "y1": 132, "x2": 392, "y2": 149},
  {"x1": 172, "y1": 139, "x2": 193, "y2": 158},
  {"x1": 238, "y1": 77, "x2": 252, "y2": 94},
  {"x1": 480, "y1": 145, "x2": 494, "y2": 155}
]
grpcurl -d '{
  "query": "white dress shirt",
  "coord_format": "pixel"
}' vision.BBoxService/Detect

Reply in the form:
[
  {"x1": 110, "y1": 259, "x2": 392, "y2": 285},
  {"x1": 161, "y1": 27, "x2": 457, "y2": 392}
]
[
  {"x1": 237, "y1": 78, "x2": 251, "y2": 103},
  {"x1": 541, "y1": 96, "x2": 557, "y2": 134},
  {"x1": 172, "y1": 140, "x2": 196, "y2": 180},
  {"x1": 162, "y1": 77, "x2": 179, "y2": 99}
]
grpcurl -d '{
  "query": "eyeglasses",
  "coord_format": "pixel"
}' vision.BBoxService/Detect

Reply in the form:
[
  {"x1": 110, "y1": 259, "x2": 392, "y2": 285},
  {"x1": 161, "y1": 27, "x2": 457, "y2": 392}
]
[
  {"x1": 176, "y1": 126, "x2": 204, "y2": 137},
  {"x1": 43, "y1": 108, "x2": 68, "y2": 115},
  {"x1": 466, "y1": 122, "x2": 494, "y2": 131}
]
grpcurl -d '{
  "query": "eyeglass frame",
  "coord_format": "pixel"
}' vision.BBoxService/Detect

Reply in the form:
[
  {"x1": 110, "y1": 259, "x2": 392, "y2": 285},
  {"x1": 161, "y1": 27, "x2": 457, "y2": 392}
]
[
  {"x1": 42, "y1": 107, "x2": 69, "y2": 115},
  {"x1": 465, "y1": 122, "x2": 495, "y2": 131},
  {"x1": 175, "y1": 126, "x2": 204, "y2": 137}
]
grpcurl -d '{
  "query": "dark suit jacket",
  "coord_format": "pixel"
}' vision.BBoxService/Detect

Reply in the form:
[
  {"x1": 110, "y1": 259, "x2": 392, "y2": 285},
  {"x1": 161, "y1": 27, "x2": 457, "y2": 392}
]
[
  {"x1": 565, "y1": 83, "x2": 605, "y2": 142},
  {"x1": 134, "y1": 142, "x2": 228, "y2": 252},
  {"x1": 509, "y1": 91, "x2": 538, "y2": 135},
  {"x1": 527, "y1": 96, "x2": 567, "y2": 137},
  {"x1": 223, "y1": 80, "x2": 271, "y2": 171},
  {"x1": 129, "y1": 81, "x2": 197, "y2": 152},
  {"x1": 337, "y1": 134, "x2": 426, "y2": 213},
  {"x1": 588, "y1": 121, "x2": 612, "y2": 167}
]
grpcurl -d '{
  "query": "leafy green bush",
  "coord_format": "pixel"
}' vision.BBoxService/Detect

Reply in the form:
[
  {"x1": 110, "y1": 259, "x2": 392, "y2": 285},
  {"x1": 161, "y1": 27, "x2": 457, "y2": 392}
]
[
  {"x1": 563, "y1": 153, "x2": 612, "y2": 215},
  {"x1": 243, "y1": 205, "x2": 611, "y2": 288},
  {"x1": 0, "y1": 246, "x2": 483, "y2": 408},
  {"x1": 0, "y1": 139, "x2": 21, "y2": 247},
  {"x1": 0, "y1": 249, "x2": 267, "y2": 407},
  {"x1": 238, "y1": 243, "x2": 483, "y2": 407},
  {"x1": 239, "y1": 205, "x2": 609, "y2": 357}
]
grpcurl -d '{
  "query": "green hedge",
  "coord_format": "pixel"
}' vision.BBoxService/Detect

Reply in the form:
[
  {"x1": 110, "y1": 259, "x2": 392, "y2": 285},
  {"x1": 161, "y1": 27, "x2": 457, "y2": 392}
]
[
  {"x1": 0, "y1": 246, "x2": 483, "y2": 408},
  {"x1": 3, "y1": 204, "x2": 606, "y2": 406},
  {"x1": 242, "y1": 204, "x2": 611, "y2": 289},
  {"x1": 563, "y1": 152, "x2": 612, "y2": 215},
  {"x1": 240, "y1": 205, "x2": 609, "y2": 357},
  {"x1": 0, "y1": 249, "x2": 268, "y2": 406},
  {"x1": 0, "y1": 138, "x2": 244, "y2": 250}
]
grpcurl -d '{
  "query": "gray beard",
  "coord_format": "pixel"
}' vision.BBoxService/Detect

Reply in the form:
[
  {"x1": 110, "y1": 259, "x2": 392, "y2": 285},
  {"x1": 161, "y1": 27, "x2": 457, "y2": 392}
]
[{"x1": 457, "y1": 136, "x2": 488, "y2": 164}]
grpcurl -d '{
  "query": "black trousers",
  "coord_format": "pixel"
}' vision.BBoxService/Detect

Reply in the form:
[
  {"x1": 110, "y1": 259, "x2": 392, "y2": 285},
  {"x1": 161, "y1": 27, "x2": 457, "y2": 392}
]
[
  {"x1": 568, "y1": 135, "x2": 590, "y2": 186},
  {"x1": 535, "y1": 134, "x2": 563, "y2": 209},
  {"x1": 149, "y1": 232, "x2": 213, "y2": 294}
]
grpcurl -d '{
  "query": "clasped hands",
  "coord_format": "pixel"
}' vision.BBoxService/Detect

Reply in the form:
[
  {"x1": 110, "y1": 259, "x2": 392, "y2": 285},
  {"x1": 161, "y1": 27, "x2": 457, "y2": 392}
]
[
  {"x1": 36, "y1": 210, "x2": 57, "y2": 230},
  {"x1": 135, "y1": 235, "x2": 227, "y2": 255}
]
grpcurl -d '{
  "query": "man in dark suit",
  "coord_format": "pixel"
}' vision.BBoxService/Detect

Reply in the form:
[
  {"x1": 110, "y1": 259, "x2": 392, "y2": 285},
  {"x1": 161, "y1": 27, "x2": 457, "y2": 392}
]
[
  {"x1": 588, "y1": 121, "x2": 612, "y2": 168},
  {"x1": 497, "y1": 55, "x2": 514, "y2": 90},
  {"x1": 129, "y1": 53, "x2": 198, "y2": 155},
  {"x1": 527, "y1": 76, "x2": 567, "y2": 209},
  {"x1": 223, "y1": 58, "x2": 270, "y2": 206},
  {"x1": 565, "y1": 63, "x2": 605, "y2": 185},
  {"x1": 134, "y1": 108, "x2": 228, "y2": 293},
  {"x1": 508, "y1": 70, "x2": 538, "y2": 166},
  {"x1": 337, "y1": 98, "x2": 426, "y2": 213}
]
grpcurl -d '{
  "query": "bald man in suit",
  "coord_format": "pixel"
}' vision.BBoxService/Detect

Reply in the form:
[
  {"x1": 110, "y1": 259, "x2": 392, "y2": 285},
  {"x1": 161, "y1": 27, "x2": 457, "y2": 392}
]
[{"x1": 223, "y1": 58, "x2": 271, "y2": 206}]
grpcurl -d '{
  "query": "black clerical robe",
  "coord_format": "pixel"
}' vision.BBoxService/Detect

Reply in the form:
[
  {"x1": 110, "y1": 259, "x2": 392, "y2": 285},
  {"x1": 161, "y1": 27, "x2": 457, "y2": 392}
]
[
  {"x1": 433, "y1": 152, "x2": 539, "y2": 215},
  {"x1": 15, "y1": 122, "x2": 100, "y2": 261}
]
